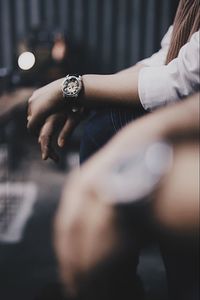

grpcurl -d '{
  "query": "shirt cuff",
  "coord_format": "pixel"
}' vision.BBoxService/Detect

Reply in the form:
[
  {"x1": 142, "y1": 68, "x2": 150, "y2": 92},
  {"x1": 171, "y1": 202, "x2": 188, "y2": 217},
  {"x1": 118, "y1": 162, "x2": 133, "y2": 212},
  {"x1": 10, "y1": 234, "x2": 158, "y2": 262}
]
[{"x1": 138, "y1": 66, "x2": 174, "y2": 111}]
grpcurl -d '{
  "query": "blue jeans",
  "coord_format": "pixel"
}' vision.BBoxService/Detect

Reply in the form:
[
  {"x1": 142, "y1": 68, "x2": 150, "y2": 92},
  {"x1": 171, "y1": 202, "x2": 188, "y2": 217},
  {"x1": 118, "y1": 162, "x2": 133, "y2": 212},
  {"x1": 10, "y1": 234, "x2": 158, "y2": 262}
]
[
  {"x1": 80, "y1": 107, "x2": 144, "y2": 163},
  {"x1": 80, "y1": 108, "x2": 199, "y2": 300}
]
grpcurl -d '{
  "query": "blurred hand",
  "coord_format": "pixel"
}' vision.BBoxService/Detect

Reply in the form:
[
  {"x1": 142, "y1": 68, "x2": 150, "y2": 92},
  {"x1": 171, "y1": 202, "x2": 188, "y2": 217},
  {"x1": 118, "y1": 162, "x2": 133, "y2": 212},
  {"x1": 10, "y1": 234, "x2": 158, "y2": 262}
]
[
  {"x1": 153, "y1": 140, "x2": 199, "y2": 233},
  {"x1": 27, "y1": 78, "x2": 66, "y2": 134},
  {"x1": 54, "y1": 171, "x2": 119, "y2": 297},
  {"x1": 0, "y1": 88, "x2": 33, "y2": 125}
]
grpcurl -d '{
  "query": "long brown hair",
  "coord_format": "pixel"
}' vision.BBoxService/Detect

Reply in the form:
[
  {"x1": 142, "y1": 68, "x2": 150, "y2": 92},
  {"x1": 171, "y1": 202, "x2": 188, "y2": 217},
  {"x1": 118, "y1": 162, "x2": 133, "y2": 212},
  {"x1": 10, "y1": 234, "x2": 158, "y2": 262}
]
[{"x1": 166, "y1": 0, "x2": 200, "y2": 64}]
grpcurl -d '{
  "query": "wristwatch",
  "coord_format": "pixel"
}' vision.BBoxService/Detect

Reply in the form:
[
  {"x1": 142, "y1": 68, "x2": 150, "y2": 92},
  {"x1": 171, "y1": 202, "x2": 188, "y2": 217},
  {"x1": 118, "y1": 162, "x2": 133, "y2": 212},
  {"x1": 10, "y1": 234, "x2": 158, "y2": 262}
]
[
  {"x1": 62, "y1": 75, "x2": 83, "y2": 113},
  {"x1": 62, "y1": 74, "x2": 82, "y2": 99}
]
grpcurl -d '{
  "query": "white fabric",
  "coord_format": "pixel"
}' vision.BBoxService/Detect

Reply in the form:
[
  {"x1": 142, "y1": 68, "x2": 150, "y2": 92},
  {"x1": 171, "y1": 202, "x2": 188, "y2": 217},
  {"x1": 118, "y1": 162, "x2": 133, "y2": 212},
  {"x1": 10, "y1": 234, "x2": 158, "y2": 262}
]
[
  {"x1": 140, "y1": 26, "x2": 173, "y2": 67},
  {"x1": 138, "y1": 27, "x2": 200, "y2": 111}
]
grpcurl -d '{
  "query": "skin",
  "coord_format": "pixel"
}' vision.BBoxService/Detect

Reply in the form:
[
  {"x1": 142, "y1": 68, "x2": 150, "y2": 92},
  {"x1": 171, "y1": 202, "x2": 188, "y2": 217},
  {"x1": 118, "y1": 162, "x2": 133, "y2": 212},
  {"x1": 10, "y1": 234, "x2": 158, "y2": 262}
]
[
  {"x1": 54, "y1": 174, "x2": 119, "y2": 297},
  {"x1": 55, "y1": 140, "x2": 199, "y2": 298},
  {"x1": 38, "y1": 112, "x2": 80, "y2": 161},
  {"x1": 27, "y1": 64, "x2": 144, "y2": 161},
  {"x1": 54, "y1": 94, "x2": 199, "y2": 296},
  {"x1": 154, "y1": 139, "x2": 199, "y2": 233},
  {"x1": 77, "y1": 94, "x2": 199, "y2": 177}
]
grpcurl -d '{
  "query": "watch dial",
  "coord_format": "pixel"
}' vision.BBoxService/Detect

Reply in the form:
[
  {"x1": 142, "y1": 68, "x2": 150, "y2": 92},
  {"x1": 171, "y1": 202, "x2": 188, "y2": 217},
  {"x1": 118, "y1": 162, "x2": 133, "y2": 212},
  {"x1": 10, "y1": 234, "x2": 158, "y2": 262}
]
[
  {"x1": 63, "y1": 76, "x2": 82, "y2": 97},
  {"x1": 66, "y1": 78, "x2": 80, "y2": 96},
  {"x1": 68, "y1": 81, "x2": 77, "y2": 93}
]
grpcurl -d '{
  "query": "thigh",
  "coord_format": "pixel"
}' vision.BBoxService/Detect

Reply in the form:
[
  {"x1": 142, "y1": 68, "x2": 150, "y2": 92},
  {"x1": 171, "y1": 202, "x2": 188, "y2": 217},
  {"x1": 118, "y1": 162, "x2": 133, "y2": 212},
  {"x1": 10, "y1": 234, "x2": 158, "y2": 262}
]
[{"x1": 80, "y1": 107, "x2": 145, "y2": 164}]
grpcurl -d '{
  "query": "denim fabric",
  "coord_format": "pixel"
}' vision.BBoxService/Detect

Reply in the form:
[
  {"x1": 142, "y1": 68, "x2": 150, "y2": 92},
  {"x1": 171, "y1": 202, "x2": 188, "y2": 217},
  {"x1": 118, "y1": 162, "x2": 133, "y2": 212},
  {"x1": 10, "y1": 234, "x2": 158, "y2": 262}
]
[{"x1": 80, "y1": 107, "x2": 144, "y2": 163}]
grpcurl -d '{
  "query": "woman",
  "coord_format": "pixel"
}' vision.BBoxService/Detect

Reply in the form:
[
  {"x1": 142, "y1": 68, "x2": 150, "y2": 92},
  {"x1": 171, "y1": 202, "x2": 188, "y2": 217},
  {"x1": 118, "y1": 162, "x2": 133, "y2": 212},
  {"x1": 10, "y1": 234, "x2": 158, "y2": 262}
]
[{"x1": 28, "y1": 1, "x2": 200, "y2": 299}]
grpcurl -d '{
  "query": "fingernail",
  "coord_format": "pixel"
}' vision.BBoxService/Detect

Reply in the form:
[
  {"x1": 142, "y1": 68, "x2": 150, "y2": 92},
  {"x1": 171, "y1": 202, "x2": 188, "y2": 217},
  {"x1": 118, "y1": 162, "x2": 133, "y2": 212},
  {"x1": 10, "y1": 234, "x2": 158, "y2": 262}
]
[{"x1": 58, "y1": 139, "x2": 65, "y2": 148}]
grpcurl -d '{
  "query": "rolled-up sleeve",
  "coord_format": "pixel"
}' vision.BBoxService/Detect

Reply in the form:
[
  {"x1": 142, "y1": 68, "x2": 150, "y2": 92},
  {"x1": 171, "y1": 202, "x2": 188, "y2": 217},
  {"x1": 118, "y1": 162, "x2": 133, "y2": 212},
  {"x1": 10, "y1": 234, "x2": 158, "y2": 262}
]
[{"x1": 139, "y1": 31, "x2": 200, "y2": 111}]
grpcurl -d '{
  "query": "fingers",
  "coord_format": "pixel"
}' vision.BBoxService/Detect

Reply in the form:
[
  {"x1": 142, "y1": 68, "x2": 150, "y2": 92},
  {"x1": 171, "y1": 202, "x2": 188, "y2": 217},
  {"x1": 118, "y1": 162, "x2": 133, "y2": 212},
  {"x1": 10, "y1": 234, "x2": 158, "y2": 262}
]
[
  {"x1": 27, "y1": 79, "x2": 64, "y2": 134},
  {"x1": 54, "y1": 186, "x2": 119, "y2": 297},
  {"x1": 39, "y1": 114, "x2": 65, "y2": 161},
  {"x1": 39, "y1": 133, "x2": 58, "y2": 162},
  {"x1": 27, "y1": 108, "x2": 47, "y2": 136},
  {"x1": 58, "y1": 117, "x2": 79, "y2": 148},
  {"x1": 27, "y1": 90, "x2": 54, "y2": 135},
  {"x1": 37, "y1": 112, "x2": 79, "y2": 161}
]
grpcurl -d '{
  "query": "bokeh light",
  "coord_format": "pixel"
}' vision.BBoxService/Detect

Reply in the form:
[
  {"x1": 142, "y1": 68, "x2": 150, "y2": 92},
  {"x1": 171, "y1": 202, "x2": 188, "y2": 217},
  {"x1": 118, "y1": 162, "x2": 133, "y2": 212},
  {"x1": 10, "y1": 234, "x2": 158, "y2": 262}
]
[{"x1": 18, "y1": 52, "x2": 35, "y2": 71}]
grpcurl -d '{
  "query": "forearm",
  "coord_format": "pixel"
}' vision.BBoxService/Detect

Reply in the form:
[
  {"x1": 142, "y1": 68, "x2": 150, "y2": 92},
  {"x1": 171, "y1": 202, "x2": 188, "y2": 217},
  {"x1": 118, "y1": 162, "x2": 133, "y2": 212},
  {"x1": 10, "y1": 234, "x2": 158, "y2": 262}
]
[
  {"x1": 81, "y1": 64, "x2": 144, "y2": 107},
  {"x1": 154, "y1": 140, "x2": 199, "y2": 233},
  {"x1": 27, "y1": 64, "x2": 145, "y2": 133},
  {"x1": 83, "y1": 94, "x2": 199, "y2": 172},
  {"x1": 110, "y1": 93, "x2": 198, "y2": 148}
]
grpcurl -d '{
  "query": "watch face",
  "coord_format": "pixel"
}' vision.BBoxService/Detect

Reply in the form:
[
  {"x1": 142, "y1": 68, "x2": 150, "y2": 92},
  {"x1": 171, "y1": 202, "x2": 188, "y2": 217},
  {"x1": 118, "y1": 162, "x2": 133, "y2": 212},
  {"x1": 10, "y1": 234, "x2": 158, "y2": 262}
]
[{"x1": 63, "y1": 76, "x2": 81, "y2": 97}]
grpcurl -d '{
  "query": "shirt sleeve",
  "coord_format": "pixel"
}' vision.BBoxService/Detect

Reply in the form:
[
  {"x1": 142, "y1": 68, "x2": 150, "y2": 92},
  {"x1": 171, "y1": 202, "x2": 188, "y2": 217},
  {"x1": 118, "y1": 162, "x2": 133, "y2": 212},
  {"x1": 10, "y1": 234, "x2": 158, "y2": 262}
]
[
  {"x1": 139, "y1": 26, "x2": 173, "y2": 67},
  {"x1": 138, "y1": 30, "x2": 200, "y2": 111}
]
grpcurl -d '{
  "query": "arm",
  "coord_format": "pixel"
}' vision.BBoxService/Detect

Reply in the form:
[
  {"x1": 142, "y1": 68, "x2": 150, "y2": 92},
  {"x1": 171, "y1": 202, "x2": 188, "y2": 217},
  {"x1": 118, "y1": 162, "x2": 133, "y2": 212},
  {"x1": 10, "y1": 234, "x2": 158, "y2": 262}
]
[
  {"x1": 27, "y1": 63, "x2": 144, "y2": 132},
  {"x1": 139, "y1": 31, "x2": 200, "y2": 110},
  {"x1": 28, "y1": 25, "x2": 173, "y2": 129},
  {"x1": 27, "y1": 63, "x2": 145, "y2": 160},
  {"x1": 27, "y1": 26, "x2": 173, "y2": 160},
  {"x1": 82, "y1": 93, "x2": 199, "y2": 176},
  {"x1": 28, "y1": 28, "x2": 199, "y2": 134},
  {"x1": 81, "y1": 63, "x2": 143, "y2": 107},
  {"x1": 154, "y1": 139, "x2": 199, "y2": 233},
  {"x1": 26, "y1": 25, "x2": 174, "y2": 132},
  {"x1": 77, "y1": 26, "x2": 172, "y2": 108},
  {"x1": 54, "y1": 94, "x2": 199, "y2": 295},
  {"x1": 72, "y1": 26, "x2": 173, "y2": 107}
]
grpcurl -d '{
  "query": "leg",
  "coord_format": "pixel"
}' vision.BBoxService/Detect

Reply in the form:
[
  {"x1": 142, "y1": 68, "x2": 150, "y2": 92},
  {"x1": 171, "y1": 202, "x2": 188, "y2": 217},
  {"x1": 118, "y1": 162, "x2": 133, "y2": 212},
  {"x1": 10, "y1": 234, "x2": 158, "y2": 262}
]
[{"x1": 80, "y1": 107, "x2": 145, "y2": 163}]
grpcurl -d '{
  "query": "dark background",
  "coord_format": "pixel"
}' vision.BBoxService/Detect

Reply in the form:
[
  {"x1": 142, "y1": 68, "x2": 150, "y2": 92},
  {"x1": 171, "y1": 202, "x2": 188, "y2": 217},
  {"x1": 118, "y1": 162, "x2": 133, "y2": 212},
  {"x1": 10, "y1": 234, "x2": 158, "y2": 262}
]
[{"x1": 0, "y1": 0, "x2": 179, "y2": 74}]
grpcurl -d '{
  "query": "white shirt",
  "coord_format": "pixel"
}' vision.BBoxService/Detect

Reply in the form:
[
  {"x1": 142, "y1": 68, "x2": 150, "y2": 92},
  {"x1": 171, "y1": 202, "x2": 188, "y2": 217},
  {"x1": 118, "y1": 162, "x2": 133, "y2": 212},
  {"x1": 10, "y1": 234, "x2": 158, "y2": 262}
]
[{"x1": 138, "y1": 26, "x2": 200, "y2": 111}]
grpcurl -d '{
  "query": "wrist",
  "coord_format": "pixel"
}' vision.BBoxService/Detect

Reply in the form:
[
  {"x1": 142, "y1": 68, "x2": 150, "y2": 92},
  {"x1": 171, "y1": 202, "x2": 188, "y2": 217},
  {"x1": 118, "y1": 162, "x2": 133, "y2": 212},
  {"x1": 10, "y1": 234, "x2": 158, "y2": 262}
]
[
  {"x1": 49, "y1": 78, "x2": 66, "y2": 109},
  {"x1": 61, "y1": 75, "x2": 85, "y2": 112}
]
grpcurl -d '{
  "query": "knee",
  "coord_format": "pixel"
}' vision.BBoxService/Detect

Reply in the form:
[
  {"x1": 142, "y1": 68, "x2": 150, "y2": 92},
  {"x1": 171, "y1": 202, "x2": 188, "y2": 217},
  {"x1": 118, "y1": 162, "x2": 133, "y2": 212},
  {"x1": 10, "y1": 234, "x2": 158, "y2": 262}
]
[{"x1": 80, "y1": 110, "x2": 116, "y2": 163}]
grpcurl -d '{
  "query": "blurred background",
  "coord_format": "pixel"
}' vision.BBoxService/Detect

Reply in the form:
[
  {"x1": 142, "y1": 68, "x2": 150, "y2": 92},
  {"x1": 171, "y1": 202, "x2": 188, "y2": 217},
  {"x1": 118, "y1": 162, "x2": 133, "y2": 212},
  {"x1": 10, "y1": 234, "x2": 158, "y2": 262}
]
[
  {"x1": 0, "y1": 1, "x2": 179, "y2": 300},
  {"x1": 0, "y1": 0, "x2": 179, "y2": 84}
]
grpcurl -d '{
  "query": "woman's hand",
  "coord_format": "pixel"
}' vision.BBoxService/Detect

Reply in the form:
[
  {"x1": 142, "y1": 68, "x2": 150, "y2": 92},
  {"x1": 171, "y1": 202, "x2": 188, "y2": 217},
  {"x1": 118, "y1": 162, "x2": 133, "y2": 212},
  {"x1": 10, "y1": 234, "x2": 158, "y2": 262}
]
[
  {"x1": 27, "y1": 78, "x2": 65, "y2": 134},
  {"x1": 38, "y1": 112, "x2": 82, "y2": 161},
  {"x1": 54, "y1": 170, "x2": 119, "y2": 297},
  {"x1": 27, "y1": 79, "x2": 85, "y2": 161}
]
